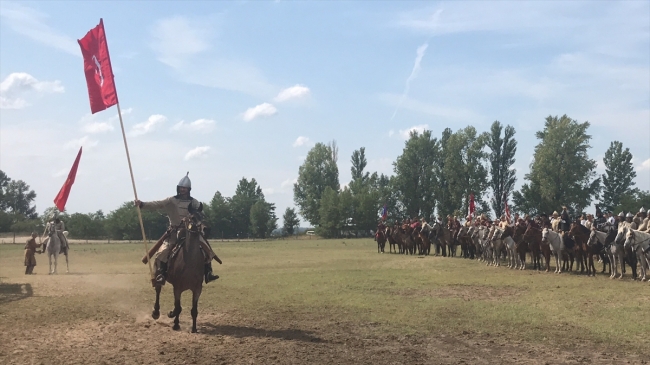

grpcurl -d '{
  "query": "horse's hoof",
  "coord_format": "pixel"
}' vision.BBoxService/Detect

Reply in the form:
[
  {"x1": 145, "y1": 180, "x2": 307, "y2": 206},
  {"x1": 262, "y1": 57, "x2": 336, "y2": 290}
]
[
  {"x1": 172, "y1": 324, "x2": 180, "y2": 331},
  {"x1": 191, "y1": 328, "x2": 197, "y2": 333},
  {"x1": 168, "y1": 311, "x2": 175, "y2": 318},
  {"x1": 152, "y1": 311, "x2": 160, "y2": 320}
]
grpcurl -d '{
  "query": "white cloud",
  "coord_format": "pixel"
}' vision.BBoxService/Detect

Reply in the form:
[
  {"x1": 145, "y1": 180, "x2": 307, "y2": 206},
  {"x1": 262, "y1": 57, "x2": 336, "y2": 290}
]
[
  {"x1": 150, "y1": 16, "x2": 211, "y2": 69},
  {"x1": 171, "y1": 118, "x2": 215, "y2": 132},
  {"x1": 184, "y1": 146, "x2": 211, "y2": 161},
  {"x1": 292, "y1": 136, "x2": 310, "y2": 147},
  {"x1": 274, "y1": 85, "x2": 310, "y2": 102},
  {"x1": 637, "y1": 158, "x2": 650, "y2": 172},
  {"x1": 280, "y1": 178, "x2": 297, "y2": 188},
  {"x1": 130, "y1": 115, "x2": 166, "y2": 137},
  {"x1": 242, "y1": 103, "x2": 278, "y2": 122},
  {"x1": 391, "y1": 43, "x2": 429, "y2": 121},
  {"x1": 79, "y1": 108, "x2": 131, "y2": 134},
  {"x1": 83, "y1": 122, "x2": 114, "y2": 134},
  {"x1": 0, "y1": 72, "x2": 64, "y2": 109},
  {"x1": 398, "y1": 124, "x2": 429, "y2": 139},
  {"x1": 149, "y1": 16, "x2": 275, "y2": 97},
  {"x1": 0, "y1": 3, "x2": 79, "y2": 56},
  {"x1": 64, "y1": 136, "x2": 98, "y2": 150},
  {"x1": 263, "y1": 188, "x2": 275, "y2": 195}
]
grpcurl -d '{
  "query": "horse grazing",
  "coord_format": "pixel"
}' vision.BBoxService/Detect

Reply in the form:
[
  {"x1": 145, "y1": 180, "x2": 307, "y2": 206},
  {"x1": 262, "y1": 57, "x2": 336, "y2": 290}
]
[
  {"x1": 152, "y1": 213, "x2": 209, "y2": 333},
  {"x1": 44, "y1": 223, "x2": 62, "y2": 275}
]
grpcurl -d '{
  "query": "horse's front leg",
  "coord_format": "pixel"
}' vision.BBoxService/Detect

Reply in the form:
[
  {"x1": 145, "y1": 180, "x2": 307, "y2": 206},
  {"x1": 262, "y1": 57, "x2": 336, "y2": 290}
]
[
  {"x1": 191, "y1": 287, "x2": 202, "y2": 333},
  {"x1": 65, "y1": 253, "x2": 69, "y2": 273},
  {"x1": 168, "y1": 287, "x2": 182, "y2": 331},
  {"x1": 152, "y1": 285, "x2": 162, "y2": 320},
  {"x1": 48, "y1": 254, "x2": 53, "y2": 275}
]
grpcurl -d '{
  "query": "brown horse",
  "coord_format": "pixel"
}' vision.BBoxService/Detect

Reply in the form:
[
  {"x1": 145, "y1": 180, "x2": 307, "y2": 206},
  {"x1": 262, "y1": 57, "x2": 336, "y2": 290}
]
[
  {"x1": 386, "y1": 226, "x2": 399, "y2": 253},
  {"x1": 569, "y1": 223, "x2": 593, "y2": 275},
  {"x1": 152, "y1": 214, "x2": 207, "y2": 333},
  {"x1": 510, "y1": 224, "x2": 529, "y2": 270},
  {"x1": 376, "y1": 227, "x2": 387, "y2": 253},
  {"x1": 524, "y1": 225, "x2": 550, "y2": 272}
]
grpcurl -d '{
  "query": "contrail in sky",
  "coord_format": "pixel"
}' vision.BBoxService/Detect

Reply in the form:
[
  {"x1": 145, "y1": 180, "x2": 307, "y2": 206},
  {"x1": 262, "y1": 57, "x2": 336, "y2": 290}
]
[{"x1": 390, "y1": 42, "x2": 429, "y2": 121}]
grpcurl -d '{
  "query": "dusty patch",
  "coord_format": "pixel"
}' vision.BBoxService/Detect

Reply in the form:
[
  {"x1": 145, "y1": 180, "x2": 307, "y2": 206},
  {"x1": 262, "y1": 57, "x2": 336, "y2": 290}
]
[{"x1": 393, "y1": 284, "x2": 525, "y2": 301}]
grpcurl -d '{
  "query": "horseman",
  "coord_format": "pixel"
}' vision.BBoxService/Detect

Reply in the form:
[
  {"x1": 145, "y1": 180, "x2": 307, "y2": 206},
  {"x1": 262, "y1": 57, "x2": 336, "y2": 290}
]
[
  {"x1": 625, "y1": 212, "x2": 637, "y2": 229},
  {"x1": 135, "y1": 173, "x2": 219, "y2": 285},
  {"x1": 44, "y1": 213, "x2": 69, "y2": 254},
  {"x1": 560, "y1": 206, "x2": 571, "y2": 233},
  {"x1": 375, "y1": 219, "x2": 386, "y2": 241},
  {"x1": 636, "y1": 207, "x2": 648, "y2": 231},
  {"x1": 499, "y1": 215, "x2": 509, "y2": 230},
  {"x1": 551, "y1": 211, "x2": 561, "y2": 232}
]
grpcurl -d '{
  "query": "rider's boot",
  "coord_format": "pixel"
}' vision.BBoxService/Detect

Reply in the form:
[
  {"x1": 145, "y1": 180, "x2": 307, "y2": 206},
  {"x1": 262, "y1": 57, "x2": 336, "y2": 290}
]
[
  {"x1": 204, "y1": 262, "x2": 219, "y2": 284},
  {"x1": 155, "y1": 261, "x2": 168, "y2": 284}
]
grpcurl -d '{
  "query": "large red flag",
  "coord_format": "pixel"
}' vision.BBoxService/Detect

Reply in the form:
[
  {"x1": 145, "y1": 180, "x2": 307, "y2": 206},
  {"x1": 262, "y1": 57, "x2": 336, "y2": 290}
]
[
  {"x1": 54, "y1": 147, "x2": 83, "y2": 212},
  {"x1": 78, "y1": 19, "x2": 118, "y2": 114}
]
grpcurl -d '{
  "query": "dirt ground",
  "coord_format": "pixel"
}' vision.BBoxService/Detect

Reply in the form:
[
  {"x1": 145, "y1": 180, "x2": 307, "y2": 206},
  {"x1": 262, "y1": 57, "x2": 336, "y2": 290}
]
[{"x1": 1, "y1": 241, "x2": 648, "y2": 364}]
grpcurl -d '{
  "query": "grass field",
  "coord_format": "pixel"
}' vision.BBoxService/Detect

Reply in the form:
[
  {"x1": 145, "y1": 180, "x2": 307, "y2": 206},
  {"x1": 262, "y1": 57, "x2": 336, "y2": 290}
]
[{"x1": 0, "y1": 239, "x2": 648, "y2": 364}]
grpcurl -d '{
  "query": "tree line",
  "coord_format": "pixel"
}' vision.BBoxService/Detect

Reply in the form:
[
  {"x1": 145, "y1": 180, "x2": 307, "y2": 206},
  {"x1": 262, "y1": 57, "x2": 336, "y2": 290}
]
[
  {"x1": 2, "y1": 114, "x2": 648, "y2": 240},
  {"x1": 293, "y1": 115, "x2": 649, "y2": 238},
  {"x1": 0, "y1": 173, "x2": 287, "y2": 240}
]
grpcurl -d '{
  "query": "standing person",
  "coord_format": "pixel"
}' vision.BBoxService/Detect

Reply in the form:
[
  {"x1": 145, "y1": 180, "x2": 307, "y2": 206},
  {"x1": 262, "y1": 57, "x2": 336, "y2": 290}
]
[
  {"x1": 24, "y1": 232, "x2": 41, "y2": 275},
  {"x1": 135, "y1": 173, "x2": 220, "y2": 285}
]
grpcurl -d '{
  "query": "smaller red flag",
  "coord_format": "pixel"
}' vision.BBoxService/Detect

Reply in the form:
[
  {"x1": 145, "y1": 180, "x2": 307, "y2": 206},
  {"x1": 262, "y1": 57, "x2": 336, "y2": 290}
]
[
  {"x1": 78, "y1": 18, "x2": 118, "y2": 114},
  {"x1": 54, "y1": 147, "x2": 83, "y2": 212}
]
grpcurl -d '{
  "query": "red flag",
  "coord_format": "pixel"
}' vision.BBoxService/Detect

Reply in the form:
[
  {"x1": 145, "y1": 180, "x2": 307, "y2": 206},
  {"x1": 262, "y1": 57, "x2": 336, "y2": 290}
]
[
  {"x1": 468, "y1": 193, "x2": 475, "y2": 220},
  {"x1": 78, "y1": 19, "x2": 118, "y2": 114},
  {"x1": 54, "y1": 147, "x2": 82, "y2": 212}
]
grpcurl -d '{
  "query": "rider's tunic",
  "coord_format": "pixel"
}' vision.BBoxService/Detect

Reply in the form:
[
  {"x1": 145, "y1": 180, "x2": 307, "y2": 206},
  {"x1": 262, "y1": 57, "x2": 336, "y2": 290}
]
[{"x1": 141, "y1": 195, "x2": 202, "y2": 264}]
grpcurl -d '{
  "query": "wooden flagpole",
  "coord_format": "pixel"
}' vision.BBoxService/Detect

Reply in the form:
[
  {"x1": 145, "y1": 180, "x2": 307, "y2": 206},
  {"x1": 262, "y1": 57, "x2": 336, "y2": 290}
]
[{"x1": 116, "y1": 102, "x2": 154, "y2": 280}]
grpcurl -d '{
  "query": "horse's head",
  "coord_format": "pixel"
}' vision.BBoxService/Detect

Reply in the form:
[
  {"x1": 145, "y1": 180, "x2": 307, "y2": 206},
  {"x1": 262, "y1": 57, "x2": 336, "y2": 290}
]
[
  {"x1": 624, "y1": 229, "x2": 635, "y2": 249},
  {"x1": 615, "y1": 225, "x2": 628, "y2": 245},
  {"x1": 587, "y1": 229, "x2": 598, "y2": 246},
  {"x1": 541, "y1": 228, "x2": 549, "y2": 244}
]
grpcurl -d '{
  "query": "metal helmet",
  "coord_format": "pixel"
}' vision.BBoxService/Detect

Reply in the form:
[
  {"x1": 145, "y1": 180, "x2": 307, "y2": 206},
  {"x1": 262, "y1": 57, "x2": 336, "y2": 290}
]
[
  {"x1": 177, "y1": 172, "x2": 191, "y2": 189},
  {"x1": 626, "y1": 212, "x2": 634, "y2": 218},
  {"x1": 640, "y1": 206, "x2": 646, "y2": 213},
  {"x1": 618, "y1": 211, "x2": 625, "y2": 218}
]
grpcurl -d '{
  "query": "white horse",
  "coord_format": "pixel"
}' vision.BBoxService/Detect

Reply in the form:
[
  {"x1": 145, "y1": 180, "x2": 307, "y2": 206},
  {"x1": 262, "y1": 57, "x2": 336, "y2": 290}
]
[
  {"x1": 487, "y1": 226, "x2": 504, "y2": 267},
  {"x1": 44, "y1": 222, "x2": 62, "y2": 274},
  {"x1": 624, "y1": 229, "x2": 650, "y2": 282},
  {"x1": 493, "y1": 226, "x2": 519, "y2": 269},
  {"x1": 587, "y1": 229, "x2": 624, "y2": 279},
  {"x1": 542, "y1": 228, "x2": 564, "y2": 273}
]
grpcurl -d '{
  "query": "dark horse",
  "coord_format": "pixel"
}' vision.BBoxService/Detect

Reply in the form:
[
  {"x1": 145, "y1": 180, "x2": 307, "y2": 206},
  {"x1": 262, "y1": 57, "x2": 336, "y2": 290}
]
[{"x1": 152, "y1": 213, "x2": 208, "y2": 333}]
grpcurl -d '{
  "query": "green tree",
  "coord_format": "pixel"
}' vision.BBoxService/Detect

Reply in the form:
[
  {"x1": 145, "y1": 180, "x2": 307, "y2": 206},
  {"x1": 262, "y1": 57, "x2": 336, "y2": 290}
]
[
  {"x1": 105, "y1": 202, "x2": 168, "y2": 240},
  {"x1": 438, "y1": 126, "x2": 489, "y2": 217},
  {"x1": 513, "y1": 115, "x2": 600, "y2": 215},
  {"x1": 230, "y1": 178, "x2": 264, "y2": 237},
  {"x1": 0, "y1": 170, "x2": 10, "y2": 212},
  {"x1": 613, "y1": 189, "x2": 650, "y2": 215},
  {"x1": 350, "y1": 147, "x2": 369, "y2": 189},
  {"x1": 204, "y1": 191, "x2": 234, "y2": 239},
  {"x1": 1, "y1": 178, "x2": 37, "y2": 219},
  {"x1": 282, "y1": 207, "x2": 300, "y2": 235},
  {"x1": 294, "y1": 142, "x2": 339, "y2": 226},
  {"x1": 316, "y1": 187, "x2": 342, "y2": 238},
  {"x1": 600, "y1": 141, "x2": 636, "y2": 212},
  {"x1": 486, "y1": 121, "x2": 517, "y2": 219},
  {"x1": 249, "y1": 200, "x2": 277, "y2": 238},
  {"x1": 66, "y1": 212, "x2": 105, "y2": 239},
  {"x1": 393, "y1": 130, "x2": 439, "y2": 218}
]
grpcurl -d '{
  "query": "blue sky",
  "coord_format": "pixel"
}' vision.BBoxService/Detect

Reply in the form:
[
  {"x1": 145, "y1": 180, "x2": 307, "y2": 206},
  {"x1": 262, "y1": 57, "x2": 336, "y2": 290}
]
[{"x1": 1, "y1": 1, "x2": 649, "y2": 224}]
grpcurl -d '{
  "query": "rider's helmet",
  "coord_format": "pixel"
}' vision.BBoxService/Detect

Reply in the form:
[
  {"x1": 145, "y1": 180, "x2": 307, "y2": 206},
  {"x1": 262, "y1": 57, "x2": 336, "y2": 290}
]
[
  {"x1": 177, "y1": 172, "x2": 191, "y2": 195},
  {"x1": 618, "y1": 211, "x2": 625, "y2": 218},
  {"x1": 626, "y1": 212, "x2": 634, "y2": 220}
]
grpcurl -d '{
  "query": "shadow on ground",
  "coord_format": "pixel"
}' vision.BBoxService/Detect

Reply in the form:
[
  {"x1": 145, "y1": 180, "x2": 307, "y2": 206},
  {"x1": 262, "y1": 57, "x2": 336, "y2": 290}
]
[
  {"x1": 201, "y1": 324, "x2": 327, "y2": 343},
  {"x1": 0, "y1": 282, "x2": 33, "y2": 305}
]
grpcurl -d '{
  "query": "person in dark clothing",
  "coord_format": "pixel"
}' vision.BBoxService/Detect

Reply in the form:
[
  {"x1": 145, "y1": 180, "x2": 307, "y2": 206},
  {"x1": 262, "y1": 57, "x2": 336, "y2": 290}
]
[{"x1": 560, "y1": 206, "x2": 571, "y2": 232}]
